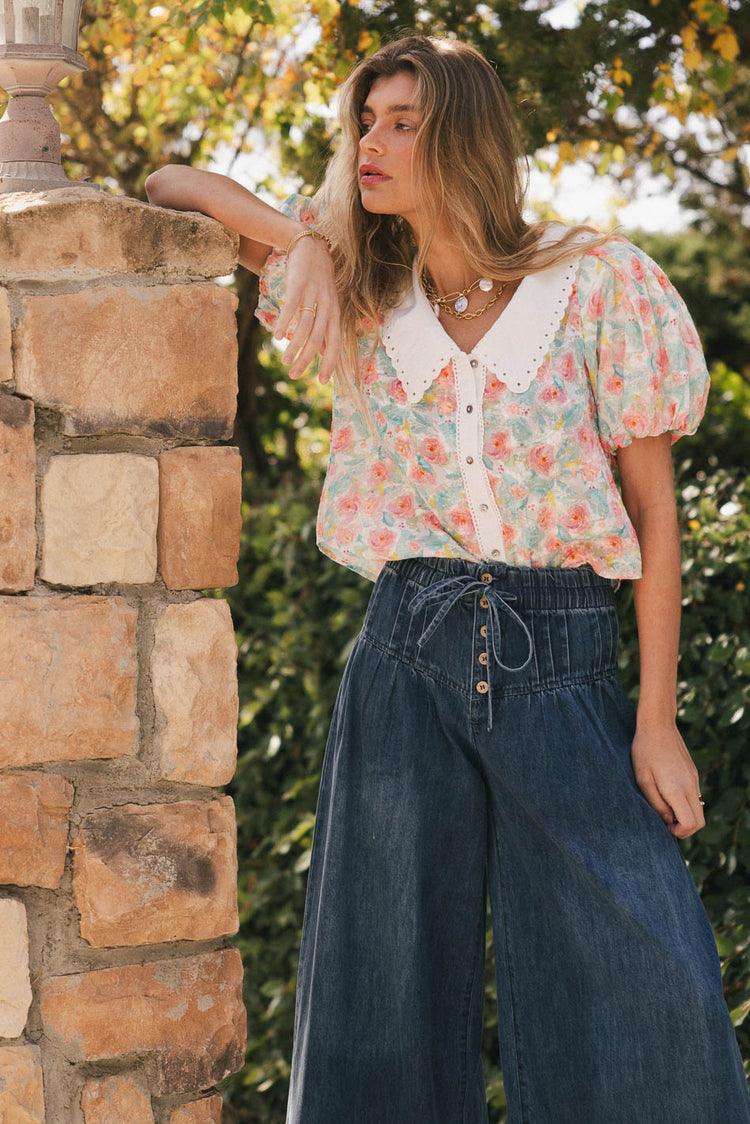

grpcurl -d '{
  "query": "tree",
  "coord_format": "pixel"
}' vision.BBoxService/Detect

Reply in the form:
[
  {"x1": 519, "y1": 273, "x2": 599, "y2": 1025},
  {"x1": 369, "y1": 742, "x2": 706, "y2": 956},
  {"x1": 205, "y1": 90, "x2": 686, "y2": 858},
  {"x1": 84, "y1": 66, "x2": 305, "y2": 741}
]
[{"x1": 4, "y1": 0, "x2": 742, "y2": 475}]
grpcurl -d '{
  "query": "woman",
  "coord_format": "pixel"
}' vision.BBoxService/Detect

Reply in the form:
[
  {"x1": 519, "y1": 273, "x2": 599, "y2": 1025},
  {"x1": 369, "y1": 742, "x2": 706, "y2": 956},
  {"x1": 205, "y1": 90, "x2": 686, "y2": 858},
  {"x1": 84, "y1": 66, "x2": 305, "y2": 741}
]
[{"x1": 146, "y1": 35, "x2": 750, "y2": 1124}]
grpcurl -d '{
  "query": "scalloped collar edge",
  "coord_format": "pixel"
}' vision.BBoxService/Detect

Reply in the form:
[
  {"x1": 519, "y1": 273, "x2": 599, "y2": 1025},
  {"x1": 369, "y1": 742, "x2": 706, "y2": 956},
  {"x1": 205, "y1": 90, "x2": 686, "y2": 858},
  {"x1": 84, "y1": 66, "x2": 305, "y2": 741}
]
[{"x1": 380, "y1": 224, "x2": 592, "y2": 405}]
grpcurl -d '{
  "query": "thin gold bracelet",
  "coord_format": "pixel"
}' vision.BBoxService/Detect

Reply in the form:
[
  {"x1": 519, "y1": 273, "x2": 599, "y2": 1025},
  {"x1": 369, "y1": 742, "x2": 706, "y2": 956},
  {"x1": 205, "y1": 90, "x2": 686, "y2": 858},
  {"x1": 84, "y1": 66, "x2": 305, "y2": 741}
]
[{"x1": 285, "y1": 227, "x2": 332, "y2": 255}]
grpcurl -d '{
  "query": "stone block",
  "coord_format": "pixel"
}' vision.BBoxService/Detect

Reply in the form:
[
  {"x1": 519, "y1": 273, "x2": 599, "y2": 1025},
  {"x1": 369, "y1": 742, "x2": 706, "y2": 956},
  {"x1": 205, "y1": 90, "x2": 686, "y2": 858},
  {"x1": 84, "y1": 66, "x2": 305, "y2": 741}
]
[
  {"x1": 41, "y1": 454, "x2": 158, "y2": 586},
  {"x1": 0, "y1": 772, "x2": 73, "y2": 888},
  {"x1": 0, "y1": 185, "x2": 238, "y2": 281},
  {"x1": 0, "y1": 396, "x2": 36, "y2": 592},
  {"x1": 157, "y1": 447, "x2": 242, "y2": 591},
  {"x1": 81, "y1": 1075, "x2": 154, "y2": 1124},
  {"x1": 0, "y1": 596, "x2": 137, "y2": 767},
  {"x1": 0, "y1": 900, "x2": 32, "y2": 1037},
  {"x1": 152, "y1": 600, "x2": 238, "y2": 786},
  {"x1": 15, "y1": 283, "x2": 238, "y2": 438},
  {"x1": 0, "y1": 289, "x2": 10, "y2": 382},
  {"x1": 40, "y1": 948, "x2": 247, "y2": 1095},
  {"x1": 0, "y1": 1045, "x2": 45, "y2": 1122},
  {"x1": 170, "y1": 1095, "x2": 223, "y2": 1123},
  {"x1": 73, "y1": 797, "x2": 238, "y2": 947}
]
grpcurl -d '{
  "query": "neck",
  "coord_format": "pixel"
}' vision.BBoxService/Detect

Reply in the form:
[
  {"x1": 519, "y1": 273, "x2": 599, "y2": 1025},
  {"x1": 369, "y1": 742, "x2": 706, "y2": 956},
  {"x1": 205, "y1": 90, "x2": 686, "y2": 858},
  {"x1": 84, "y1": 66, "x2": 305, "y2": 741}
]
[{"x1": 409, "y1": 219, "x2": 479, "y2": 294}]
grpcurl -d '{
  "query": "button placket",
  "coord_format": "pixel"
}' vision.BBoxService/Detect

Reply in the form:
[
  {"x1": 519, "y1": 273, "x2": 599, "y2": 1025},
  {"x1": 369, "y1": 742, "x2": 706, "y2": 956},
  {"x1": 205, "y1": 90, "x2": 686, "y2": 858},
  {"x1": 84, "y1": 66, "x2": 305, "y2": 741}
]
[{"x1": 453, "y1": 354, "x2": 507, "y2": 563}]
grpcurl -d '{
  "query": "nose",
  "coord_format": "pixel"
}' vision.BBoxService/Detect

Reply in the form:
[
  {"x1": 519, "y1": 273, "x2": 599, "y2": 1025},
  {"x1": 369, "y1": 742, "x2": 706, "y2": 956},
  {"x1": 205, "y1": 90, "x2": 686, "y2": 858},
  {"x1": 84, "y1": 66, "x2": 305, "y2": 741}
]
[{"x1": 359, "y1": 124, "x2": 384, "y2": 156}]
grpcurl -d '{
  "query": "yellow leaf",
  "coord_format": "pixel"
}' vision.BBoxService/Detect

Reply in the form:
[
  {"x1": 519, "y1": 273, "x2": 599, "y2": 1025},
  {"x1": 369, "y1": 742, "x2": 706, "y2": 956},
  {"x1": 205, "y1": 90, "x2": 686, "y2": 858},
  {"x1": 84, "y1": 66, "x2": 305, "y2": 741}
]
[
  {"x1": 690, "y1": 0, "x2": 716, "y2": 21},
  {"x1": 357, "y1": 30, "x2": 374, "y2": 51},
  {"x1": 224, "y1": 7, "x2": 253, "y2": 37},
  {"x1": 681, "y1": 25, "x2": 698, "y2": 49},
  {"x1": 683, "y1": 47, "x2": 702, "y2": 69},
  {"x1": 314, "y1": 0, "x2": 341, "y2": 22},
  {"x1": 713, "y1": 27, "x2": 739, "y2": 61},
  {"x1": 557, "y1": 140, "x2": 576, "y2": 164},
  {"x1": 721, "y1": 146, "x2": 738, "y2": 161}
]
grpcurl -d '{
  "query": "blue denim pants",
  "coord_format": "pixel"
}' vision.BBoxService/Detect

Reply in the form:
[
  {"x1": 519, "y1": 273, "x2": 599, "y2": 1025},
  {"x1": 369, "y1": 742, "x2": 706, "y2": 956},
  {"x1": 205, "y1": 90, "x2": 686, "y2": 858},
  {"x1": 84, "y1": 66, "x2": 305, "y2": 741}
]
[{"x1": 286, "y1": 558, "x2": 750, "y2": 1123}]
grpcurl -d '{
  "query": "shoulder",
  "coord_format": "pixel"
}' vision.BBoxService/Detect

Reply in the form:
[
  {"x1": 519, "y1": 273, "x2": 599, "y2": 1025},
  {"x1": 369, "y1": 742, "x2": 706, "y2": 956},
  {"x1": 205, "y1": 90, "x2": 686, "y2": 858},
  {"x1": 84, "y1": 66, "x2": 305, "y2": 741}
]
[
  {"x1": 275, "y1": 191, "x2": 323, "y2": 226},
  {"x1": 576, "y1": 233, "x2": 673, "y2": 296}
]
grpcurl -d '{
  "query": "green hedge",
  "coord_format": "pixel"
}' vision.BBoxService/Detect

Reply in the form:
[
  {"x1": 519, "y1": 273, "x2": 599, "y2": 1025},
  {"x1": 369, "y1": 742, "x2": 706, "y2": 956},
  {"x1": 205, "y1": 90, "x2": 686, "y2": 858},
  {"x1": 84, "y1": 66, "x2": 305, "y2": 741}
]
[{"x1": 222, "y1": 365, "x2": 750, "y2": 1122}]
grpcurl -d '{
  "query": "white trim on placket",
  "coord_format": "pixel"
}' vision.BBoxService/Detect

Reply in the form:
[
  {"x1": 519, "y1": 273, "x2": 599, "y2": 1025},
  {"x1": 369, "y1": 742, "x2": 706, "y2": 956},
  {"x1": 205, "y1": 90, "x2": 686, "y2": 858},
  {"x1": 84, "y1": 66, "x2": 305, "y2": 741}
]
[{"x1": 453, "y1": 351, "x2": 507, "y2": 562}]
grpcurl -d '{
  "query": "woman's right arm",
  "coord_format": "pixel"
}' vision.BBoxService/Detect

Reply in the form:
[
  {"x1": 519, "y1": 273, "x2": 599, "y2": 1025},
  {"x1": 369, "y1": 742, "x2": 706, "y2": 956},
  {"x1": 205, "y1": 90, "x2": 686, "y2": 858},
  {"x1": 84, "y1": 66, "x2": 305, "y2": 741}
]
[{"x1": 144, "y1": 166, "x2": 340, "y2": 382}]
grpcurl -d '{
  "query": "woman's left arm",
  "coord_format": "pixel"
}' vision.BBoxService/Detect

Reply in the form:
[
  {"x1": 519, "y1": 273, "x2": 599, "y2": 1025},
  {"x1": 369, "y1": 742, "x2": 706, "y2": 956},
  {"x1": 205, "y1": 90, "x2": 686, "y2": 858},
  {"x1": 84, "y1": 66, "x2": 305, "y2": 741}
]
[{"x1": 616, "y1": 433, "x2": 705, "y2": 839}]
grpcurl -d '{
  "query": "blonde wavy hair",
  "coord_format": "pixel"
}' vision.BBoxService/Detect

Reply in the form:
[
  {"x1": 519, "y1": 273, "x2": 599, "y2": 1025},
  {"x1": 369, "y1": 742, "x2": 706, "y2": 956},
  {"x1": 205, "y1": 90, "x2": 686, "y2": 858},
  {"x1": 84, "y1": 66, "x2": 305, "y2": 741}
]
[{"x1": 313, "y1": 34, "x2": 605, "y2": 380}]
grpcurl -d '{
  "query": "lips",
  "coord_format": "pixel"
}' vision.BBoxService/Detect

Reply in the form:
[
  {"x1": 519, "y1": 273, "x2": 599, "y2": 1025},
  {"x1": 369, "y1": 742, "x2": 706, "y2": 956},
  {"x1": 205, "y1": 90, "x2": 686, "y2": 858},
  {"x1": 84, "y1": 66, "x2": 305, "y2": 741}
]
[{"x1": 359, "y1": 163, "x2": 391, "y2": 185}]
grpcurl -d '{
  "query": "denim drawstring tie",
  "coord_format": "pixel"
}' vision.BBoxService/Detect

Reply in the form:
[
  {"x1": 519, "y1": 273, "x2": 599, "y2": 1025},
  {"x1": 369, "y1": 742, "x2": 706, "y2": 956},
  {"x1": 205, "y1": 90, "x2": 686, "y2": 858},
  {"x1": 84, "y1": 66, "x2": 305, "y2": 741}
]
[{"x1": 407, "y1": 574, "x2": 534, "y2": 731}]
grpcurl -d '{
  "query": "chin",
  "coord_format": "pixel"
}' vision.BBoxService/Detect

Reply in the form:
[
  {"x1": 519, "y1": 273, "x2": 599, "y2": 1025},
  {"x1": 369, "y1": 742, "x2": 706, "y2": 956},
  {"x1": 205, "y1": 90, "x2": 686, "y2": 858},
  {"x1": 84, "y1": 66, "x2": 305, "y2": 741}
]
[{"x1": 359, "y1": 193, "x2": 398, "y2": 216}]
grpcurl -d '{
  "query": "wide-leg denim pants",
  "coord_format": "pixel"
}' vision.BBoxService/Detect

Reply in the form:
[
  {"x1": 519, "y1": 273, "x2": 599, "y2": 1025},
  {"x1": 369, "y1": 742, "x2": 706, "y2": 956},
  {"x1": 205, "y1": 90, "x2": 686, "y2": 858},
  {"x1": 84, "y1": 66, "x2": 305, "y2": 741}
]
[{"x1": 286, "y1": 558, "x2": 750, "y2": 1123}]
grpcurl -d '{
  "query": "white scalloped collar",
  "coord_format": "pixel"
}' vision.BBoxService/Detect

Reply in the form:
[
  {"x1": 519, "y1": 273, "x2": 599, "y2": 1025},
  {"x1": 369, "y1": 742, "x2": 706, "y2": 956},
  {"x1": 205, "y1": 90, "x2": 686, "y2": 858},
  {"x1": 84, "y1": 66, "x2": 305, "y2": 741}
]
[{"x1": 381, "y1": 224, "x2": 591, "y2": 404}]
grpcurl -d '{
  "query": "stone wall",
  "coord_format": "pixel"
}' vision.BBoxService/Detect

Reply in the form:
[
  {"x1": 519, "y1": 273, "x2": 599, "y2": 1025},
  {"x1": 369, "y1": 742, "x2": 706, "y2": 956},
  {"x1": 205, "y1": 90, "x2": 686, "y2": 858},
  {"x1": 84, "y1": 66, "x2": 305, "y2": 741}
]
[{"x1": 0, "y1": 185, "x2": 246, "y2": 1123}]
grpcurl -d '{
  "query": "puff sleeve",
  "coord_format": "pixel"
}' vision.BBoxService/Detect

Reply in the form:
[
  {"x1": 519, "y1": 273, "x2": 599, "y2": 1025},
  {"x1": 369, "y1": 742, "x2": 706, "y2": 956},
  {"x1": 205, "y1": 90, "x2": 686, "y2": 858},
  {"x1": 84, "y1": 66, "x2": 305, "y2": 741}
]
[
  {"x1": 580, "y1": 239, "x2": 710, "y2": 459},
  {"x1": 254, "y1": 193, "x2": 321, "y2": 336}
]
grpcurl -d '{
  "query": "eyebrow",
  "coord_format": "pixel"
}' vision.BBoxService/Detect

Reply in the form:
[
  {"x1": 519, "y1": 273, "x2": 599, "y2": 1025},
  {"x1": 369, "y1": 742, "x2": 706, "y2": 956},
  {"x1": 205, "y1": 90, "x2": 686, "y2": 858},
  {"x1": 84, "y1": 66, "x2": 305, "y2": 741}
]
[{"x1": 360, "y1": 102, "x2": 419, "y2": 116}]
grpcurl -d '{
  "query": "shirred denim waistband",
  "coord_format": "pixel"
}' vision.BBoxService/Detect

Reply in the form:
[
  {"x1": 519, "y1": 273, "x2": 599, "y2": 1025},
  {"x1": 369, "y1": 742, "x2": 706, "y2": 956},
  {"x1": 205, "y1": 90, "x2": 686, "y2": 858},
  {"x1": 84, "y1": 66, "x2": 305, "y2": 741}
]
[{"x1": 384, "y1": 557, "x2": 618, "y2": 611}]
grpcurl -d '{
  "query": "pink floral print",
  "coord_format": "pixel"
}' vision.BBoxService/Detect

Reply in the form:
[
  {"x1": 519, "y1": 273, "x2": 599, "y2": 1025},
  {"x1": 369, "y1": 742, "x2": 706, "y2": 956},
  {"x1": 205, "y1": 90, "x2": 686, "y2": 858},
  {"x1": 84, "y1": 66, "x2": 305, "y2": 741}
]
[{"x1": 256, "y1": 196, "x2": 710, "y2": 583}]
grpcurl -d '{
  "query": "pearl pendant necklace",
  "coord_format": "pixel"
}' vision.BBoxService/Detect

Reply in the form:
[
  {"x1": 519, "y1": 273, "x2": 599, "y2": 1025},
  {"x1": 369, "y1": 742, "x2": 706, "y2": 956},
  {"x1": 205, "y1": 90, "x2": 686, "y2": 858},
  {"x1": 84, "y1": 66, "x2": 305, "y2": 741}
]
[{"x1": 422, "y1": 272, "x2": 504, "y2": 321}]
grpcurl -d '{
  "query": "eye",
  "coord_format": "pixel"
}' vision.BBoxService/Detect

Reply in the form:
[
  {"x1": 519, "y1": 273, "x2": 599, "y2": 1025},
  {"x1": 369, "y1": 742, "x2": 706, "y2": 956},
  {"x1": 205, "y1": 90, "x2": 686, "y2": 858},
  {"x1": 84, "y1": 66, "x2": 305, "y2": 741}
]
[{"x1": 359, "y1": 119, "x2": 373, "y2": 134}]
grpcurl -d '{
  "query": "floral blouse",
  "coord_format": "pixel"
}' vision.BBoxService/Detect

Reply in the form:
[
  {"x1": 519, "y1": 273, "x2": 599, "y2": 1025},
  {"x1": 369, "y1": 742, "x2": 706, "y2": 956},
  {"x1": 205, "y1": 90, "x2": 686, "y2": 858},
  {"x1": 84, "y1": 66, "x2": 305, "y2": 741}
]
[{"x1": 256, "y1": 195, "x2": 710, "y2": 583}]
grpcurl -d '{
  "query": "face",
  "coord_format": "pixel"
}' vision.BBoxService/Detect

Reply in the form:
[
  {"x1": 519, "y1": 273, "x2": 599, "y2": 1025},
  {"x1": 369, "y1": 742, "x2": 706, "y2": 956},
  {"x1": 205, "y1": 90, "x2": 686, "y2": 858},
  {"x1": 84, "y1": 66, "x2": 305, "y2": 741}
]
[{"x1": 357, "y1": 71, "x2": 422, "y2": 226}]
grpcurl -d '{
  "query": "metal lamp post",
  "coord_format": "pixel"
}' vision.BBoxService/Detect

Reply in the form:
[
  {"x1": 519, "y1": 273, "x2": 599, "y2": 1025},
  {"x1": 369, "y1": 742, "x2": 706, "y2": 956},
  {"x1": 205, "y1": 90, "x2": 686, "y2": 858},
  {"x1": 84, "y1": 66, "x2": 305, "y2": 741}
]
[{"x1": 0, "y1": 0, "x2": 91, "y2": 193}]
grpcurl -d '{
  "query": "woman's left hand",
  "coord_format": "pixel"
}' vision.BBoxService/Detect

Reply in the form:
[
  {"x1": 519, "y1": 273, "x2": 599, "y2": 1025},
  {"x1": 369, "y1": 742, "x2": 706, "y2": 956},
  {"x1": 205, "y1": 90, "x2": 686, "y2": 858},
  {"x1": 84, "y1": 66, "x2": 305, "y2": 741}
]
[{"x1": 630, "y1": 720, "x2": 705, "y2": 838}]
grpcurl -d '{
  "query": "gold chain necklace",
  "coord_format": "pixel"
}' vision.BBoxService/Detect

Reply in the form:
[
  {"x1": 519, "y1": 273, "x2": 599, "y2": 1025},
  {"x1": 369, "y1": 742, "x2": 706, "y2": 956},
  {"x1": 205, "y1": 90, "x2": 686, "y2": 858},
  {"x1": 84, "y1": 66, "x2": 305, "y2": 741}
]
[{"x1": 421, "y1": 272, "x2": 506, "y2": 321}]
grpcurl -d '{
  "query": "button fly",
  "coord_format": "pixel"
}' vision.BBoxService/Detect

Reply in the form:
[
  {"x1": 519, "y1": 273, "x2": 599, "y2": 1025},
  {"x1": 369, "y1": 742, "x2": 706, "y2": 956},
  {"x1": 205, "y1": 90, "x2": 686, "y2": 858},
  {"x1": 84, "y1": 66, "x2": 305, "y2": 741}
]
[
  {"x1": 478, "y1": 652, "x2": 488, "y2": 665},
  {"x1": 481, "y1": 573, "x2": 493, "y2": 584},
  {"x1": 476, "y1": 680, "x2": 489, "y2": 694},
  {"x1": 480, "y1": 596, "x2": 489, "y2": 609}
]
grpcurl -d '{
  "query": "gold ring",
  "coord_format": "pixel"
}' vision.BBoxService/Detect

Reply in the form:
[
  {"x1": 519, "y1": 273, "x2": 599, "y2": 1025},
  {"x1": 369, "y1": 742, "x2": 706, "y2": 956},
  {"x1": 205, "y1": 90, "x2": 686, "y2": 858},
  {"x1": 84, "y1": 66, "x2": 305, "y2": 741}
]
[
  {"x1": 698, "y1": 798, "x2": 705, "y2": 806},
  {"x1": 300, "y1": 305, "x2": 318, "y2": 315}
]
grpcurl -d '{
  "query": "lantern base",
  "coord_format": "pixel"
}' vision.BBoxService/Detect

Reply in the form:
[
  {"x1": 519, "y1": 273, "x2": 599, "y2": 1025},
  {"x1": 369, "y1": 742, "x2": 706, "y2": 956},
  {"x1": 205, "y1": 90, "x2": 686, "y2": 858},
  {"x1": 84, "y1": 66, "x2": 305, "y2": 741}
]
[{"x1": 0, "y1": 160, "x2": 100, "y2": 193}]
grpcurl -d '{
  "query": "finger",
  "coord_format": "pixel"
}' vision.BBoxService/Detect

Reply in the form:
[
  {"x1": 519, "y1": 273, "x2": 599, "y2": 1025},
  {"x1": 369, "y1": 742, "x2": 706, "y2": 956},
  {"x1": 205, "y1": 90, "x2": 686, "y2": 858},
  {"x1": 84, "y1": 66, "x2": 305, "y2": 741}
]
[
  {"x1": 274, "y1": 292, "x2": 300, "y2": 342},
  {"x1": 318, "y1": 312, "x2": 342, "y2": 384},
  {"x1": 288, "y1": 307, "x2": 328, "y2": 380},
  {"x1": 636, "y1": 773, "x2": 676, "y2": 826},
  {"x1": 282, "y1": 307, "x2": 319, "y2": 375},
  {"x1": 661, "y1": 787, "x2": 701, "y2": 839}
]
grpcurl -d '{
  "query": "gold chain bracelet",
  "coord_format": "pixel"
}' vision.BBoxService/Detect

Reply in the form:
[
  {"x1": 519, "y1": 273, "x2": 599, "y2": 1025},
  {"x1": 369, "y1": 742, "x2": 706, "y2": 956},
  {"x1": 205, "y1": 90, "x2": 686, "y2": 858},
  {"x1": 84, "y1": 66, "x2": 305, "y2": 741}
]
[{"x1": 285, "y1": 228, "x2": 332, "y2": 255}]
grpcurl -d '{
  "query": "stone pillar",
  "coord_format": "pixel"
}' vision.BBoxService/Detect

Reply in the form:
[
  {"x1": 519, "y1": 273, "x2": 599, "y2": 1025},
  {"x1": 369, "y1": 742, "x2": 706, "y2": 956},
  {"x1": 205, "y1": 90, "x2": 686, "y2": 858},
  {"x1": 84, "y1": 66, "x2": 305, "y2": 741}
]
[{"x1": 0, "y1": 185, "x2": 246, "y2": 1124}]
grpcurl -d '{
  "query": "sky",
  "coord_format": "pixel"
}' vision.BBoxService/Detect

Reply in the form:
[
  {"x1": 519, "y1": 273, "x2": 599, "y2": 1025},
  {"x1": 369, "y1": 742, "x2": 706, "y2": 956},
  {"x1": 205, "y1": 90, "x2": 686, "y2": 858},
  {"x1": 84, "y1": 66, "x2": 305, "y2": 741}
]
[{"x1": 208, "y1": 0, "x2": 700, "y2": 236}]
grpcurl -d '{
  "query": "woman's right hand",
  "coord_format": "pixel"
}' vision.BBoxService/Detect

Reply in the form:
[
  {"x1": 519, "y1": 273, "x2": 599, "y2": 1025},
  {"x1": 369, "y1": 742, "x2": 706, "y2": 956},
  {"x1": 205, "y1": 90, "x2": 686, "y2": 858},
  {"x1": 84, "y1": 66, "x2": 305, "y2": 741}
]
[{"x1": 274, "y1": 234, "x2": 341, "y2": 385}]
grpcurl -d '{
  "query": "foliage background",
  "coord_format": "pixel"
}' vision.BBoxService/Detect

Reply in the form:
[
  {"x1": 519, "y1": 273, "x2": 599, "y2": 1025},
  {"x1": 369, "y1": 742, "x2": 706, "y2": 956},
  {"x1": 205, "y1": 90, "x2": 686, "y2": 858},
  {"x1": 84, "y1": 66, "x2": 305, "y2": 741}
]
[{"x1": 11, "y1": 1, "x2": 748, "y2": 1119}]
